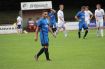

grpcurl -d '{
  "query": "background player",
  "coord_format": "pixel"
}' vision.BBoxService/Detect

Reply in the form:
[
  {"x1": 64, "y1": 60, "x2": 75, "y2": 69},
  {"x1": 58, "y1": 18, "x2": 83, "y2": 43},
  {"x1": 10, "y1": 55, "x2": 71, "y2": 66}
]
[
  {"x1": 35, "y1": 10, "x2": 55, "y2": 61},
  {"x1": 85, "y1": 6, "x2": 93, "y2": 26},
  {"x1": 48, "y1": 8, "x2": 57, "y2": 36},
  {"x1": 75, "y1": 6, "x2": 88, "y2": 39},
  {"x1": 16, "y1": 12, "x2": 23, "y2": 33},
  {"x1": 57, "y1": 4, "x2": 67, "y2": 37},
  {"x1": 95, "y1": 4, "x2": 105, "y2": 37}
]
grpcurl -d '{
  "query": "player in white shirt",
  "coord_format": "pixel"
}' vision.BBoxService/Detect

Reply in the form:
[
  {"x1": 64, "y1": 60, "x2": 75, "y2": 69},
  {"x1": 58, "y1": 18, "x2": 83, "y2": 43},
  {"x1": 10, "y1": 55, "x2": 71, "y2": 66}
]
[
  {"x1": 85, "y1": 6, "x2": 93, "y2": 26},
  {"x1": 81, "y1": 6, "x2": 93, "y2": 32},
  {"x1": 17, "y1": 15, "x2": 22, "y2": 33},
  {"x1": 95, "y1": 4, "x2": 105, "y2": 37},
  {"x1": 57, "y1": 4, "x2": 67, "y2": 37}
]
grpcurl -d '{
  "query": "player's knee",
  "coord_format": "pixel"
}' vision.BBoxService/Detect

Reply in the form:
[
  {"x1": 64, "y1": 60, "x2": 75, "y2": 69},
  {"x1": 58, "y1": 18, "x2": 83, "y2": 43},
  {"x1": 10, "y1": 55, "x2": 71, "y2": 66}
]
[
  {"x1": 79, "y1": 29, "x2": 82, "y2": 32},
  {"x1": 86, "y1": 30, "x2": 88, "y2": 32},
  {"x1": 44, "y1": 46, "x2": 48, "y2": 48},
  {"x1": 85, "y1": 29, "x2": 88, "y2": 33}
]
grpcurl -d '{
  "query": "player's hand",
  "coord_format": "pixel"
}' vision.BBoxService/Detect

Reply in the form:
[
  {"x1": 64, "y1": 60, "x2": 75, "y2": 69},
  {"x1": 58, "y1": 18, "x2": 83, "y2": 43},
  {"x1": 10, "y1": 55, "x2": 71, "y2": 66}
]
[
  {"x1": 35, "y1": 38, "x2": 38, "y2": 41},
  {"x1": 104, "y1": 18, "x2": 105, "y2": 22},
  {"x1": 96, "y1": 19, "x2": 98, "y2": 22},
  {"x1": 79, "y1": 19, "x2": 82, "y2": 22},
  {"x1": 89, "y1": 18, "x2": 92, "y2": 20}
]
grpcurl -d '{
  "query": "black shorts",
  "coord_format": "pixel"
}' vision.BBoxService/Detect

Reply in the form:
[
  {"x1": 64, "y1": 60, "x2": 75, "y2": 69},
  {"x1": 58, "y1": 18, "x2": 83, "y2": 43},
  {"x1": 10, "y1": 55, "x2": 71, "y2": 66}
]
[
  {"x1": 17, "y1": 25, "x2": 22, "y2": 29},
  {"x1": 50, "y1": 26, "x2": 57, "y2": 32},
  {"x1": 41, "y1": 43, "x2": 49, "y2": 46}
]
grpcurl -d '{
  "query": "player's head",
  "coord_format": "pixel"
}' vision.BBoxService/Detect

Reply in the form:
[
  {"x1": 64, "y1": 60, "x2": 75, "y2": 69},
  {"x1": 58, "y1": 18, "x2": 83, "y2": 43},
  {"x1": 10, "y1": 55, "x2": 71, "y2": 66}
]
[
  {"x1": 81, "y1": 6, "x2": 85, "y2": 11},
  {"x1": 42, "y1": 10, "x2": 48, "y2": 18},
  {"x1": 59, "y1": 4, "x2": 64, "y2": 11},
  {"x1": 96, "y1": 4, "x2": 101, "y2": 9},
  {"x1": 85, "y1": 6, "x2": 89, "y2": 11}
]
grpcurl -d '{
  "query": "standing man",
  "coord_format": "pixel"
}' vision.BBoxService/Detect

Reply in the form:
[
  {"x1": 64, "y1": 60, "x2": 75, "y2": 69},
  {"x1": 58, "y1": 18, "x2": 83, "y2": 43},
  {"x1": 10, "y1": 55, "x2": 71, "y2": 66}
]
[
  {"x1": 85, "y1": 6, "x2": 93, "y2": 26},
  {"x1": 48, "y1": 9, "x2": 57, "y2": 35},
  {"x1": 17, "y1": 13, "x2": 23, "y2": 33},
  {"x1": 35, "y1": 10, "x2": 55, "y2": 61},
  {"x1": 75, "y1": 6, "x2": 88, "y2": 39},
  {"x1": 57, "y1": 4, "x2": 67, "y2": 37},
  {"x1": 95, "y1": 4, "x2": 105, "y2": 37}
]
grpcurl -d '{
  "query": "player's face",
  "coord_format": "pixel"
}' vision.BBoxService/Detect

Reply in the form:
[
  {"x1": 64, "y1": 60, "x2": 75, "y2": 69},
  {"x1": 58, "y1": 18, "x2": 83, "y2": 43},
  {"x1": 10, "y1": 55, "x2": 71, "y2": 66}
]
[
  {"x1": 81, "y1": 8, "x2": 85, "y2": 12},
  {"x1": 43, "y1": 12, "x2": 48, "y2": 18},
  {"x1": 85, "y1": 7, "x2": 88, "y2": 11},
  {"x1": 60, "y1": 5, "x2": 64, "y2": 10},
  {"x1": 81, "y1": 6, "x2": 85, "y2": 12},
  {"x1": 96, "y1": 5, "x2": 101, "y2": 9}
]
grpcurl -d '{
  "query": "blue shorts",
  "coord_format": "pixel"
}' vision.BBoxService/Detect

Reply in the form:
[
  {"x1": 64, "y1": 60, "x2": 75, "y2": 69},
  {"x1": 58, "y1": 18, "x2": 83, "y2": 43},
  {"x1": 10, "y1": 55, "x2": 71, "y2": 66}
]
[
  {"x1": 17, "y1": 25, "x2": 22, "y2": 29},
  {"x1": 40, "y1": 32, "x2": 49, "y2": 46},
  {"x1": 50, "y1": 22, "x2": 56, "y2": 28},
  {"x1": 79, "y1": 23, "x2": 88, "y2": 30}
]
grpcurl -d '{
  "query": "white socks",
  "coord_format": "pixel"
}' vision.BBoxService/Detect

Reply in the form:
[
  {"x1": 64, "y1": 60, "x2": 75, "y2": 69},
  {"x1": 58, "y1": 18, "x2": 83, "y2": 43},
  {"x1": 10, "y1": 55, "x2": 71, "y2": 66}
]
[
  {"x1": 100, "y1": 29, "x2": 104, "y2": 37},
  {"x1": 97, "y1": 29, "x2": 104, "y2": 37},
  {"x1": 64, "y1": 30, "x2": 67, "y2": 37}
]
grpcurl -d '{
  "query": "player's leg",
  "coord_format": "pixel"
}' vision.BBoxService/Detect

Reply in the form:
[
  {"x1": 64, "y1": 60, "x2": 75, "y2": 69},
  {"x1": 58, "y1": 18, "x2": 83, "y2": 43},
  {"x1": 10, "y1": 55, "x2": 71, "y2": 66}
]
[
  {"x1": 78, "y1": 23, "x2": 82, "y2": 38},
  {"x1": 17, "y1": 25, "x2": 20, "y2": 33},
  {"x1": 35, "y1": 46, "x2": 45, "y2": 61},
  {"x1": 78, "y1": 29, "x2": 82, "y2": 38},
  {"x1": 86, "y1": 20, "x2": 90, "y2": 27},
  {"x1": 53, "y1": 24, "x2": 57, "y2": 36},
  {"x1": 96, "y1": 21, "x2": 100, "y2": 37},
  {"x1": 17, "y1": 25, "x2": 22, "y2": 33},
  {"x1": 62, "y1": 23, "x2": 67, "y2": 37},
  {"x1": 34, "y1": 34, "x2": 45, "y2": 61},
  {"x1": 50, "y1": 25, "x2": 54, "y2": 33},
  {"x1": 56, "y1": 23, "x2": 61, "y2": 34},
  {"x1": 20, "y1": 25, "x2": 22, "y2": 33},
  {"x1": 44, "y1": 45, "x2": 51, "y2": 61},
  {"x1": 100, "y1": 20, "x2": 104, "y2": 37},
  {"x1": 83, "y1": 23, "x2": 88, "y2": 39},
  {"x1": 43, "y1": 37, "x2": 51, "y2": 61}
]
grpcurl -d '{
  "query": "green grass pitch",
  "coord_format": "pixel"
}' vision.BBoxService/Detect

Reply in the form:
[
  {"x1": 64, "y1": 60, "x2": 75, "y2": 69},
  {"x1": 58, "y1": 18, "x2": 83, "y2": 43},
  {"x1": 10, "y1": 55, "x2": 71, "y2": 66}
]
[{"x1": 0, "y1": 30, "x2": 105, "y2": 69}]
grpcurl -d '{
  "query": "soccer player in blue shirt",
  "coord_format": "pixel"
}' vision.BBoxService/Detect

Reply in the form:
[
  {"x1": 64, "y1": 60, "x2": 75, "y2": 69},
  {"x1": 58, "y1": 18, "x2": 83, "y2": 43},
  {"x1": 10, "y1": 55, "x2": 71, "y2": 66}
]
[
  {"x1": 35, "y1": 10, "x2": 56, "y2": 61},
  {"x1": 75, "y1": 6, "x2": 88, "y2": 39},
  {"x1": 48, "y1": 9, "x2": 57, "y2": 35}
]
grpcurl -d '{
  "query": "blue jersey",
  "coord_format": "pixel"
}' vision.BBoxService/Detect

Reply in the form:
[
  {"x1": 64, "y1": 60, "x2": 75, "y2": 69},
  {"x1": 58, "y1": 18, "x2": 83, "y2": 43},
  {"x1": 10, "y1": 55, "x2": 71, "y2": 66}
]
[
  {"x1": 48, "y1": 12, "x2": 56, "y2": 25},
  {"x1": 37, "y1": 18, "x2": 49, "y2": 33},
  {"x1": 76, "y1": 11, "x2": 88, "y2": 30},
  {"x1": 76, "y1": 11, "x2": 85, "y2": 23},
  {"x1": 37, "y1": 18, "x2": 49, "y2": 46}
]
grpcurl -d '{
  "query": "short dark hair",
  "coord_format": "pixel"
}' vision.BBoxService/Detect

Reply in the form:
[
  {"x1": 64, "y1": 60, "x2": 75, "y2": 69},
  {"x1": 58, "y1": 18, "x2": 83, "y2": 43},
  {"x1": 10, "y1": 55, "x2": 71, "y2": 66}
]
[
  {"x1": 42, "y1": 10, "x2": 48, "y2": 13},
  {"x1": 96, "y1": 4, "x2": 101, "y2": 7},
  {"x1": 81, "y1": 6, "x2": 85, "y2": 9},
  {"x1": 59, "y1": 4, "x2": 64, "y2": 7},
  {"x1": 59, "y1": 4, "x2": 64, "y2": 6}
]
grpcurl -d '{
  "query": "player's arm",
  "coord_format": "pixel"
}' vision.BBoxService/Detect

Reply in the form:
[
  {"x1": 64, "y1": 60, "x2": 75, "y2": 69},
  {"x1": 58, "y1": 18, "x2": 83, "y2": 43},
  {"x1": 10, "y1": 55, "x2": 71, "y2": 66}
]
[
  {"x1": 102, "y1": 9, "x2": 105, "y2": 21},
  {"x1": 35, "y1": 19, "x2": 41, "y2": 41},
  {"x1": 59, "y1": 16, "x2": 64, "y2": 21},
  {"x1": 16, "y1": 19, "x2": 19, "y2": 24},
  {"x1": 58, "y1": 11, "x2": 65, "y2": 23},
  {"x1": 51, "y1": 9, "x2": 56, "y2": 13},
  {"x1": 104, "y1": 15, "x2": 105, "y2": 21},
  {"x1": 75, "y1": 12, "x2": 80, "y2": 21},
  {"x1": 35, "y1": 26, "x2": 39, "y2": 41},
  {"x1": 48, "y1": 26, "x2": 56, "y2": 38},
  {"x1": 90, "y1": 11, "x2": 93, "y2": 19},
  {"x1": 95, "y1": 11, "x2": 98, "y2": 21},
  {"x1": 59, "y1": 16, "x2": 65, "y2": 23},
  {"x1": 75, "y1": 16, "x2": 79, "y2": 21},
  {"x1": 95, "y1": 15, "x2": 98, "y2": 21}
]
